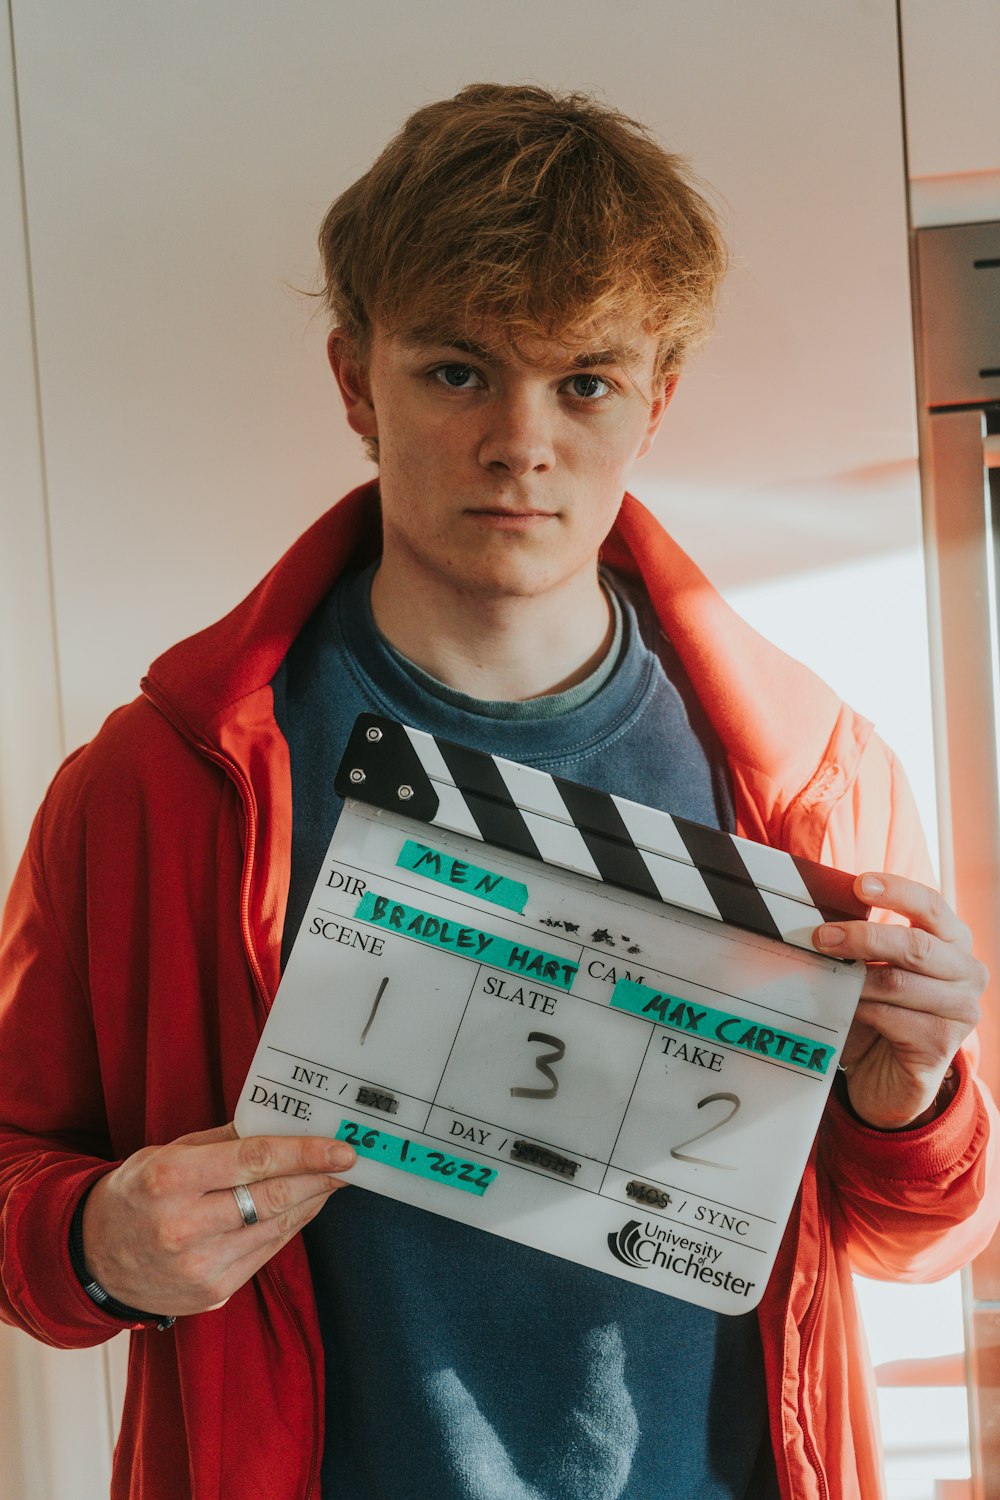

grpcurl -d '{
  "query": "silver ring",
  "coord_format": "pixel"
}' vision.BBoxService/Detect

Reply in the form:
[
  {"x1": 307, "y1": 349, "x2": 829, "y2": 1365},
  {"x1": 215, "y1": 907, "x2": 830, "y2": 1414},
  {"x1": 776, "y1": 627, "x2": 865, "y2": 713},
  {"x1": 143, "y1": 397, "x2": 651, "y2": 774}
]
[{"x1": 231, "y1": 1183, "x2": 259, "y2": 1227}]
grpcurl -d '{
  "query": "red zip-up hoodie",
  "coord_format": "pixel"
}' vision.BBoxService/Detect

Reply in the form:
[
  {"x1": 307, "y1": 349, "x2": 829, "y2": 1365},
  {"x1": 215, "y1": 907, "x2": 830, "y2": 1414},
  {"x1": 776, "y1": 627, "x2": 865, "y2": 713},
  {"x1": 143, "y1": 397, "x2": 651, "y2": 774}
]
[{"x1": 1, "y1": 484, "x2": 996, "y2": 1499}]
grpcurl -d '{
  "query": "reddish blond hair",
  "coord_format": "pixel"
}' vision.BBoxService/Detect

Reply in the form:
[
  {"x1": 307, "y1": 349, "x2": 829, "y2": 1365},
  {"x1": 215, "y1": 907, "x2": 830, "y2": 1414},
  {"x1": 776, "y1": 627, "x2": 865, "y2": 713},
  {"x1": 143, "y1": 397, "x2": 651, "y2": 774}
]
[{"x1": 318, "y1": 83, "x2": 727, "y2": 379}]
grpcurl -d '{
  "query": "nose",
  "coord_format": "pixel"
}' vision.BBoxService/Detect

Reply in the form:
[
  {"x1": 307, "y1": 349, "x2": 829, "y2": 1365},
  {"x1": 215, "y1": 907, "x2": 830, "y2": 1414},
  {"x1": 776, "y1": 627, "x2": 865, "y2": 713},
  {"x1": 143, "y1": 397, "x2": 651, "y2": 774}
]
[{"x1": 478, "y1": 389, "x2": 556, "y2": 476}]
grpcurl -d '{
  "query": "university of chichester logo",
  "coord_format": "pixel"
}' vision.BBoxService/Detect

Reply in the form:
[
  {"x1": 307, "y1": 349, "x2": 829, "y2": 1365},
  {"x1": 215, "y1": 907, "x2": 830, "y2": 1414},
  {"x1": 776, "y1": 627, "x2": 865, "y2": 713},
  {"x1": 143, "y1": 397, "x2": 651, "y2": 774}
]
[{"x1": 607, "y1": 1220, "x2": 649, "y2": 1269}]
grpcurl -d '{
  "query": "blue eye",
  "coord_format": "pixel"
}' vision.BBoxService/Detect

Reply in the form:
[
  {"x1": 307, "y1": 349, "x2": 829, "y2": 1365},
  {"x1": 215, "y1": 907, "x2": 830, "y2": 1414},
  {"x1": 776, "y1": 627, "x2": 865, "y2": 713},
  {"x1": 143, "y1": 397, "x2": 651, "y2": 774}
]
[
  {"x1": 566, "y1": 373, "x2": 611, "y2": 399},
  {"x1": 433, "y1": 365, "x2": 483, "y2": 389}
]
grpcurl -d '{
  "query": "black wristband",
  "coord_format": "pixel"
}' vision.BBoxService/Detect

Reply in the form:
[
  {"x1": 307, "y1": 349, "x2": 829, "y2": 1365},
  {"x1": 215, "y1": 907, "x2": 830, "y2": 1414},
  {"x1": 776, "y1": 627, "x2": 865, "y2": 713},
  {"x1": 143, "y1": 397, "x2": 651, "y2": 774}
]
[{"x1": 68, "y1": 1187, "x2": 175, "y2": 1332}]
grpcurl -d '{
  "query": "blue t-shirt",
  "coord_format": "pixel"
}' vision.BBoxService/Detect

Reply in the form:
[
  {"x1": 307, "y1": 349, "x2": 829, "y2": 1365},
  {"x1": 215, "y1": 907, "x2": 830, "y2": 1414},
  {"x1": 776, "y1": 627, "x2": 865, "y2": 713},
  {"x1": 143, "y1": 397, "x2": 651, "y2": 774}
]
[{"x1": 271, "y1": 566, "x2": 779, "y2": 1500}]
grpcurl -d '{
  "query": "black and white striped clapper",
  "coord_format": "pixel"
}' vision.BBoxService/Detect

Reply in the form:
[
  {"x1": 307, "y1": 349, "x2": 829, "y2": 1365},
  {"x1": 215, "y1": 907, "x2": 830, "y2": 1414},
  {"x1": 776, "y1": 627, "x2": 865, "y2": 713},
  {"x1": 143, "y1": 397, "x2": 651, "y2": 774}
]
[{"x1": 334, "y1": 714, "x2": 868, "y2": 953}]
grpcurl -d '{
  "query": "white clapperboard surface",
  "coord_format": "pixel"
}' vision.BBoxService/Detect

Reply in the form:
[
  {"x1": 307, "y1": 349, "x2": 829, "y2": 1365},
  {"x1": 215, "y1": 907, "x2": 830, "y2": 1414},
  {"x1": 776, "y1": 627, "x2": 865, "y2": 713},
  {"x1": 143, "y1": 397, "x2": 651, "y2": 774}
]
[{"x1": 236, "y1": 713, "x2": 869, "y2": 1314}]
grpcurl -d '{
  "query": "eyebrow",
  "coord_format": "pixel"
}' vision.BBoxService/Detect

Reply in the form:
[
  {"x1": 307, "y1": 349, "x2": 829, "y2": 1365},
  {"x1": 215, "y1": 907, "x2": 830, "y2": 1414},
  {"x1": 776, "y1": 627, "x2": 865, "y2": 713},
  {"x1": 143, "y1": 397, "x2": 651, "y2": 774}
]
[
  {"x1": 566, "y1": 347, "x2": 644, "y2": 370},
  {"x1": 433, "y1": 337, "x2": 496, "y2": 360},
  {"x1": 404, "y1": 334, "x2": 644, "y2": 370}
]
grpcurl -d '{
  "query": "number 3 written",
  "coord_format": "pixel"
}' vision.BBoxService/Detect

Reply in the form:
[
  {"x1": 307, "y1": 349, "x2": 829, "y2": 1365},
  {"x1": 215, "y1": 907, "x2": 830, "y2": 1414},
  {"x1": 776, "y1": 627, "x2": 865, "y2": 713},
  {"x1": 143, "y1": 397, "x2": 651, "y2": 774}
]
[{"x1": 511, "y1": 1031, "x2": 566, "y2": 1099}]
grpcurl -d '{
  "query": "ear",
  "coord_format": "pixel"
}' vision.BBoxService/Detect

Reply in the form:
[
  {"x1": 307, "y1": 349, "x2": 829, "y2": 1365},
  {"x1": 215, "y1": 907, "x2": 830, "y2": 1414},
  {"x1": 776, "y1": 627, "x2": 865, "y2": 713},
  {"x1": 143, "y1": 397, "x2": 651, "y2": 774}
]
[
  {"x1": 327, "y1": 329, "x2": 378, "y2": 439},
  {"x1": 635, "y1": 374, "x2": 679, "y2": 461}
]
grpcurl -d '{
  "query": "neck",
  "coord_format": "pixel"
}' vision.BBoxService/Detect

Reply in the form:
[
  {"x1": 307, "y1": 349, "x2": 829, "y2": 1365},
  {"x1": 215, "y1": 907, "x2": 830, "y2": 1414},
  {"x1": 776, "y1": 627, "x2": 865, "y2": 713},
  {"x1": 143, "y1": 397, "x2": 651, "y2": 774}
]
[{"x1": 369, "y1": 560, "x2": 613, "y2": 701}]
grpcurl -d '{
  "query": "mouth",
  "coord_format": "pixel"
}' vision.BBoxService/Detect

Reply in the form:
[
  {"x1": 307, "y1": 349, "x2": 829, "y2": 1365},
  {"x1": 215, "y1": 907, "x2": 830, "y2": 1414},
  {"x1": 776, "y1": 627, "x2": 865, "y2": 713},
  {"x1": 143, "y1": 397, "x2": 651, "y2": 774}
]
[{"x1": 464, "y1": 507, "x2": 557, "y2": 529}]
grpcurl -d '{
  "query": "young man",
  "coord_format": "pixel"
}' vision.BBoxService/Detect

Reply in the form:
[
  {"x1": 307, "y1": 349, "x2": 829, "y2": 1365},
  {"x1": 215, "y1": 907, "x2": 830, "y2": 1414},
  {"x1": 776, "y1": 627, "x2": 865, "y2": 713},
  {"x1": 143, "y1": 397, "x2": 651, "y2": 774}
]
[{"x1": 0, "y1": 84, "x2": 995, "y2": 1500}]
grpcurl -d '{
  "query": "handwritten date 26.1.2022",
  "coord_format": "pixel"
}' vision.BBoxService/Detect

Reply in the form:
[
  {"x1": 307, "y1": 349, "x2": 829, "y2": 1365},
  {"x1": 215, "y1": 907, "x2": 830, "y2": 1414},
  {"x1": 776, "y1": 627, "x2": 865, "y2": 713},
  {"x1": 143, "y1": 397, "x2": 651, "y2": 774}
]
[{"x1": 335, "y1": 1119, "x2": 498, "y2": 1197}]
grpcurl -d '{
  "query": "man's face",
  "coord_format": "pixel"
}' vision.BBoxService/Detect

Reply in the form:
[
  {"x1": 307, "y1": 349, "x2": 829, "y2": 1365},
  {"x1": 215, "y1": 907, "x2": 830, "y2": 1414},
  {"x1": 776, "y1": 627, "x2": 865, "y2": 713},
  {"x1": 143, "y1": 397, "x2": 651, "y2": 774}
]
[{"x1": 329, "y1": 319, "x2": 672, "y2": 602}]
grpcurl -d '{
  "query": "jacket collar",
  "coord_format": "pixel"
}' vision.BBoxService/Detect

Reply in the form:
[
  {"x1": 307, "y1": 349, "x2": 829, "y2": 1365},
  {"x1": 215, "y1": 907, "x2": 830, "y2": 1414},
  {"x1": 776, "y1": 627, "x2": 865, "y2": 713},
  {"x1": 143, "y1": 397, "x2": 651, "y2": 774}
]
[{"x1": 143, "y1": 480, "x2": 859, "y2": 819}]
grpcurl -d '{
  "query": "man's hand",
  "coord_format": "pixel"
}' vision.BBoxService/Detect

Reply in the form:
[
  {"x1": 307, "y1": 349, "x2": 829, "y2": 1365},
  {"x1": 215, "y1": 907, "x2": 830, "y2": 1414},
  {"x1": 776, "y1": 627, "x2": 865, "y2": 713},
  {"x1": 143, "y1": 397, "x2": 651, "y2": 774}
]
[
  {"x1": 81, "y1": 1122, "x2": 355, "y2": 1317},
  {"x1": 813, "y1": 872, "x2": 987, "y2": 1130}
]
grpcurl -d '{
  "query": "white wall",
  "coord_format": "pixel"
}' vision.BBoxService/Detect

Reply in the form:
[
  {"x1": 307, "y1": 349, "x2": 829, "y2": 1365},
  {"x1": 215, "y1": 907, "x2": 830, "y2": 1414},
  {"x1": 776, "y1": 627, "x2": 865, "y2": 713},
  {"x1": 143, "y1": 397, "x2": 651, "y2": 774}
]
[{"x1": 0, "y1": 0, "x2": 62, "y2": 886}]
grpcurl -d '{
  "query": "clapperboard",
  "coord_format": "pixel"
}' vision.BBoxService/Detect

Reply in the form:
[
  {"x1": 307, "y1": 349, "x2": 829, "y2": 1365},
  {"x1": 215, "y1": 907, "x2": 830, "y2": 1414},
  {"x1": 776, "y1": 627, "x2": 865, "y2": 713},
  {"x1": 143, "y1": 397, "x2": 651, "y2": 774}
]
[{"x1": 236, "y1": 713, "x2": 868, "y2": 1313}]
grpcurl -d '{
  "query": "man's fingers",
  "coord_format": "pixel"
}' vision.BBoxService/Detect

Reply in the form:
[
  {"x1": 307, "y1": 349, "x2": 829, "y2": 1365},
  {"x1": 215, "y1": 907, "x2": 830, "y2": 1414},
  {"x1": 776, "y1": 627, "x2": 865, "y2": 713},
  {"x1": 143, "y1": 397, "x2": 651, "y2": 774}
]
[
  {"x1": 130, "y1": 1181, "x2": 338, "y2": 1318},
  {"x1": 229, "y1": 1132, "x2": 355, "y2": 1186},
  {"x1": 815, "y1": 918, "x2": 971, "y2": 981},
  {"x1": 230, "y1": 1175, "x2": 351, "y2": 1255},
  {"x1": 857, "y1": 967, "x2": 983, "y2": 1029},
  {"x1": 219, "y1": 1187, "x2": 346, "y2": 1296},
  {"x1": 852, "y1": 871, "x2": 971, "y2": 945},
  {"x1": 809, "y1": 872, "x2": 986, "y2": 1128},
  {"x1": 851, "y1": 996, "x2": 970, "y2": 1049},
  {"x1": 192, "y1": 1176, "x2": 353, "y2": 1305},
  {"x1": 195, "y1": 1169, "x2": 348, "y2": 1236},
  {"x1": 813, "y1": 871, "x2": 981, "y2": 983},
  {"x1": 141, "y1": 1132, "x2": 355, "y2": 1197}
]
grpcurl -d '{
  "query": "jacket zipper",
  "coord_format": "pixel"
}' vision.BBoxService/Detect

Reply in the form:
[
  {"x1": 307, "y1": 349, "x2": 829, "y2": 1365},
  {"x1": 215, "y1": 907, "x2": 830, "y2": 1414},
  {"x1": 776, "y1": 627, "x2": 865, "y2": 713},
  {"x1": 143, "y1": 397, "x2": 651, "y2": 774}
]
[
  {"x1": 199, "y1": 742, "x2": 271, "y2": 1017},
  {"x1": 142, "y1": 683, "x2": 322, "y2": 1500}
]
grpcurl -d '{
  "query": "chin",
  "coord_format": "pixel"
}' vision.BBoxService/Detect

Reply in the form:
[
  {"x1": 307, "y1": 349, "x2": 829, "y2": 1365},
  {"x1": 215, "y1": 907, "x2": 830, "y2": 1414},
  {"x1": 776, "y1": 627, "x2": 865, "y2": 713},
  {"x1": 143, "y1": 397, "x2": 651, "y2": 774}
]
[{"x1": 444, "y1": 561, "x2": 558, "y2": 601}]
